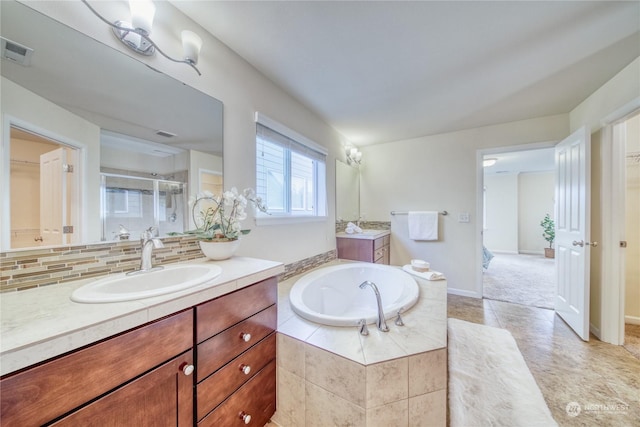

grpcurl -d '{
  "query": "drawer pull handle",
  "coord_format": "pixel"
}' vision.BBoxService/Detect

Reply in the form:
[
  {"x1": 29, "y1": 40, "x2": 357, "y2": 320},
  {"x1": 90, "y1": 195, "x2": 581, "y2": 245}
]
[
  {"x1": 239, "y1": 411, "x2": 252, "y2": 424},
  {"x1": 240, "y1": 333, "x2": 252, "y2": 342},
  {"x1": 239, "y1": 364, "x2": 251, "y2": 375},
  {"x1": 182, "y1": 364, "x2": 194, "y2": 376}
]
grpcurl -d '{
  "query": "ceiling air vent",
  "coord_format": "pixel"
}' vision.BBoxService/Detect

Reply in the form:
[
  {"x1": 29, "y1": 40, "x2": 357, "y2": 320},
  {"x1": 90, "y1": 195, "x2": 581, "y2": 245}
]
[
  {"x1": 156, "y1": 130, "x2": 177, "y2": 138},
  {"x1": 1, "y1": 37, "x2": 34, "y2": 66}
]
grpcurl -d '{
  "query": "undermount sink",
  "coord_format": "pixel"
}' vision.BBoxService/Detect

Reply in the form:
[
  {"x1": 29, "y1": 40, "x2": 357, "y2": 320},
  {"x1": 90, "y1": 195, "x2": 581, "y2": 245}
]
[{"x1": 71, "y1": 264, "x2": 222, "y2": 303}]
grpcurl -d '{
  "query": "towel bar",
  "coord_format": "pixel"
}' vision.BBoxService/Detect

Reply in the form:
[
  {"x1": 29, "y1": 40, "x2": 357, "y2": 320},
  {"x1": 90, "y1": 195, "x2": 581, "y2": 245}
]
[{"x1": 390, "y1": 210, "x2": 448, "y2": 216}]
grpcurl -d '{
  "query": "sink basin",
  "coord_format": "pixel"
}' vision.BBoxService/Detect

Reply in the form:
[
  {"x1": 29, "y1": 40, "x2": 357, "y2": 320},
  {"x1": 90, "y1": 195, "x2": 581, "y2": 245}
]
[{"x1": 71, "y1": 264, "x2": 222, "y2": 303}]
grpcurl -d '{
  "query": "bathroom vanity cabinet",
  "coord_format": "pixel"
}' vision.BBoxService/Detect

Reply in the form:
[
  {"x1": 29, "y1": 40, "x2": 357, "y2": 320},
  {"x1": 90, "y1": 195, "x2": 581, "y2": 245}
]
[
  {"x1": 0, "y1": 310, "x2": 194, "y2": 426},
  {"x1": 196, "y1": 277, "x2": 277, "y2": 426},
  {"x1": 337, "y1": 233, "x2": 390, "y2": 264},
  {"x1": 0, "y1": 274, "x2": 279, "y2": 427}
]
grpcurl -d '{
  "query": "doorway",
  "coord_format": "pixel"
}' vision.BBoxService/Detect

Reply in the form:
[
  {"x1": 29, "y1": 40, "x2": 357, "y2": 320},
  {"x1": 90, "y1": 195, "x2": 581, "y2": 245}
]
[
  {"x1": 621, "y1": 113, "x2": 640, "y2": 357},
  {"x1": 481, "y1": 147, "x2": 556, "y2": 309},
  {"x1": 9, "y1": 126, "x2": 79, "y2": 248}
]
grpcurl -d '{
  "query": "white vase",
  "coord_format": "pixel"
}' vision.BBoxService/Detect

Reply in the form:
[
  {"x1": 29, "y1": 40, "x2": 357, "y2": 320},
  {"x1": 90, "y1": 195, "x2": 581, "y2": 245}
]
[{"x1": 199, "y1": 239, "x2": 241, "y2": 260}]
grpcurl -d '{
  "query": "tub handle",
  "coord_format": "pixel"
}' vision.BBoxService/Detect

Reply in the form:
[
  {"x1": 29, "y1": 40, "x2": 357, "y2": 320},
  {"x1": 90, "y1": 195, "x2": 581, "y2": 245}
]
[
  {"x1": 358, "y1": 319, "x2": 369, "y2": 336},
  {"x1": 395, "y1": 309, "x2": 405, "y2": 326}
]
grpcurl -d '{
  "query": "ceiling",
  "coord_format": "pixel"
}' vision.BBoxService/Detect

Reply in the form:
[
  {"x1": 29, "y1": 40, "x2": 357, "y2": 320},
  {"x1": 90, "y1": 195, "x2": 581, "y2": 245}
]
[
  {"x1": 172, "y1": 0, "x2": 640, "y2": 146},
  {"x1": 483, "y1": 148, "x2": 555, "y2": 176}
]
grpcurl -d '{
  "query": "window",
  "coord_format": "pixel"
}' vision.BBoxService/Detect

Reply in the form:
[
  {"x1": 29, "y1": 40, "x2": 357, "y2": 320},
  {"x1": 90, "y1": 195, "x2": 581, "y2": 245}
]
[{"x1": 256, "y1": 113, "x2": 327, "y2": 223}]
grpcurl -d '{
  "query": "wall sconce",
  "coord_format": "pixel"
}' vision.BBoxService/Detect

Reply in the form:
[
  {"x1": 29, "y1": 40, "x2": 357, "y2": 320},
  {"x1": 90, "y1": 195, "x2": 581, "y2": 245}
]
[
  {"x1": 483, "y1": 158, "x2": 498, "y2": 167},
  {"x1": 81, "y1": 0, "x2": 203, "y2": 76},
  {"x1": 346, "y1": 147, "x2": 362, "y2": 165}
]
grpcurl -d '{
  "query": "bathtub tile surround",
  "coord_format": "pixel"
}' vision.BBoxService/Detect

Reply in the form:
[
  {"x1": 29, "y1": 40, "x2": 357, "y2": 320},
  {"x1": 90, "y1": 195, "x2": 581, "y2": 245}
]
[
  {"x1": 282, "y1": 249, "x2": 337, "y2": 280},
  {"x1": 273, "y1": 261, "x2": 447, "y2": 426}
]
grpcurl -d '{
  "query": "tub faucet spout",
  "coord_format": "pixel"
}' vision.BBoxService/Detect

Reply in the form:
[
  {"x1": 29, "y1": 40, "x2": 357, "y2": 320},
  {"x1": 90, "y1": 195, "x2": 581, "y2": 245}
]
[{"x1": 359, "y1": 281, "x2": 389, "y2": 332}]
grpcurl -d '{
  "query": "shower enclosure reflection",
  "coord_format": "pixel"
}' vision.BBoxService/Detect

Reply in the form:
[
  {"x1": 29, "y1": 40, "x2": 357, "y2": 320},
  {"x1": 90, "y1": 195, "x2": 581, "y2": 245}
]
[{"x1": 101, "y1": 174, "x2": 187, "y2": 242}]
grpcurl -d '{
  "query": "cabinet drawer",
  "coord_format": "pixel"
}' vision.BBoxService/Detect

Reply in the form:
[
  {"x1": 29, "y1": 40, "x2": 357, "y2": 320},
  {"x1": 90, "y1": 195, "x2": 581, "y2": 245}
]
[
  {"x1": 51, "y1": 350, "x2": 194, "y2": 427},
  {"x1": 198, "y1": 360, "x2": 276, "y2": 427},
  {"x1": 0, "y1": 310, "x2": 193, "y2": 427},
  {"x1": 197, "y1": 305, "x2": 277, "y2": 381},
  {"x1": 197, "y1": 333, "x2": 276, "y2": 420},
  {"x1": 196, "y1": 277, "x2": 277, "y2": 343},
  {"x1": 374, "y1": 235, "x2": 390, "y2": 250}
]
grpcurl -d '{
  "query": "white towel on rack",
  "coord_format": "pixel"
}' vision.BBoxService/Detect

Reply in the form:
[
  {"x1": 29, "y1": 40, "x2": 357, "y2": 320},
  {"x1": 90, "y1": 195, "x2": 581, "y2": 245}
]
[{"x1": 408, "y1": 211, "x2": 438, "y2": 240}]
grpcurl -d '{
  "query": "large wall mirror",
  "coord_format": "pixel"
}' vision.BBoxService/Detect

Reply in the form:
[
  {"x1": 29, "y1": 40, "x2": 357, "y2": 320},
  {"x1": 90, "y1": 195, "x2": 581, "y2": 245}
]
[
  {"x1": 0, "y1": 0, "x2": 223, "y2": 251},
  {"x1": 335, "y1": 159, "x2": 360, "y2": 222}
]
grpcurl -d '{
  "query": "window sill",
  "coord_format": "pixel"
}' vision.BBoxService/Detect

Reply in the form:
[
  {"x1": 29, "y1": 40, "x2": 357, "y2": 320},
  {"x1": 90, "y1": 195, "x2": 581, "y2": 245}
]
[{"x1": 255, "y1": 215, "x2": 328, "y2": 226}]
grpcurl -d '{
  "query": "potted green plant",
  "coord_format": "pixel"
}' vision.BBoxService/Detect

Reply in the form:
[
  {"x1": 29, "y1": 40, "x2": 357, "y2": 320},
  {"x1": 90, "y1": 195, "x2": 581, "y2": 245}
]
[{"x1": 540, "y1": 213, "x2": 555, "y2": 258}]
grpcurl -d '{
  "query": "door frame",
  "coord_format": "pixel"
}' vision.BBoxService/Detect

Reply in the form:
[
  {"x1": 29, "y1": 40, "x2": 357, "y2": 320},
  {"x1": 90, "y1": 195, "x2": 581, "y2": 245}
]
[
  {"x1": 599, "y1": 98, "x2": 640, "y2": 345},
  {"x1": 1, "y1": 115, "x2": 85, "y2": 249},
  {"x1": 475, "y1": 140, "x2": 557, "y2": 298}
]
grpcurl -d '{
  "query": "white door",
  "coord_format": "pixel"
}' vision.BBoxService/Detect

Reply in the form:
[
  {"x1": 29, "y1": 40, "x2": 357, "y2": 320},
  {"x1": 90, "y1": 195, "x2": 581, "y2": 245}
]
[
  {"x1": 555, "y1": 127, "x2": 592, "y2": 341},
  {"x1": 40, "y1": 148, "x2": 66, "y2": 246}
]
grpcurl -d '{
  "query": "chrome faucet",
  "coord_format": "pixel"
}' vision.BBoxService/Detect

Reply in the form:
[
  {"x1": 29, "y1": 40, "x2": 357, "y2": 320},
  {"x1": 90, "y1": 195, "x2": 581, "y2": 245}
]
[
  {"x1": 128, "y1": 227, "x2": 164, "y2": 275},
  {"x1": 359, "y1": 281, "x2": 389, "y2": 332}
]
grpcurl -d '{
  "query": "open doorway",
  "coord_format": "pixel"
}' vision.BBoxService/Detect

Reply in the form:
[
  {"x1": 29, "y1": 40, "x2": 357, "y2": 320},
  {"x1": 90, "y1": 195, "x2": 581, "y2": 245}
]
[
  {"x1": 9, "y1": 126, "x2": 79, "y2": 248},
  {"x1": 481, "y1": 148, "x2": 556, "y2": 309},
  {"x1": 621, "y1": 113, "x2": 640, "y2": 358}
]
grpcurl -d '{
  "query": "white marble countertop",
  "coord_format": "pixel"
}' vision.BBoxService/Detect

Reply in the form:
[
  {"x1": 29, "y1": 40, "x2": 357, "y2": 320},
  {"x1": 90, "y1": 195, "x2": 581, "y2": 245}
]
[
  {"x1": 0, "y1": 257, "x2": 284, "y2": 376},
  {"x1": 277, "y1": 260, "x2": 447, "y2": 365},
  {"x1": 335, "y1": 229, "x2": 391, "y2": 240}
]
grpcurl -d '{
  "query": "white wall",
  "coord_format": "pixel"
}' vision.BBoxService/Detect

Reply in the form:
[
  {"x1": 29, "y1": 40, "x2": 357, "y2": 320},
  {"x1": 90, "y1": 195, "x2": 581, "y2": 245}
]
[
  {"x1": 25, "y1": 1, "x2": 348, "y2": 264},
  {"x1": 483, "y1": 174, "x2": 518, "y2": 253},
  {"x1": 1, "y1": 77, "x2": 102, "y2": 246},
  {"x1": 360, "y1": 115, "x2": 568, "y2": 296},
  {"x1": 518, "y1": 172, "x2": 555, "y2": 254}
]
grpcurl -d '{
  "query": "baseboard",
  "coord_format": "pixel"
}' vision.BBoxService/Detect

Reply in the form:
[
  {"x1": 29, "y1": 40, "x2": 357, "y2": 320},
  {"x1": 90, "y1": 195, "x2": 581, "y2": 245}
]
[
  {"x1": 518, "y1": 250, "x2": 545, "y2": 256},
  {"x1": 590, "y1": 323, "x2": 602, "y2": 340},
  {"x1": 624, "y1": 315, "x2": 640, "y2": 325},
  {"x1": 447, "y1": 288, "x2": 481, "y2": 298}
]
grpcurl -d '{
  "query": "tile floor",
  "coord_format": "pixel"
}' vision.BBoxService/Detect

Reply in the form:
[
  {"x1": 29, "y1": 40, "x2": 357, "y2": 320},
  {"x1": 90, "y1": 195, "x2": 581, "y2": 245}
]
[{"x1": 448, "y1": 294, "x2": 640, "y2": 426}]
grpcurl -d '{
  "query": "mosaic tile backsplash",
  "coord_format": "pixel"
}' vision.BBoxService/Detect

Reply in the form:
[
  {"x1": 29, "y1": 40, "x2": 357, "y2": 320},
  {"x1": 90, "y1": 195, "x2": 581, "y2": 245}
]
[{"x1": 1, "y1": 237, "x2": 337, "y2": 293}]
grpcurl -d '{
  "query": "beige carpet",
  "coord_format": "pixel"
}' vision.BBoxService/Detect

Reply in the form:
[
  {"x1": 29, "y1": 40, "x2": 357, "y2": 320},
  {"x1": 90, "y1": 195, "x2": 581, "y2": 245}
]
[
  {"x1": 624, "y1": 323, "x2": 640, "y2": 359},
  {"x1": 483, "y1": 253, "x2": 555, "y2": 309}
]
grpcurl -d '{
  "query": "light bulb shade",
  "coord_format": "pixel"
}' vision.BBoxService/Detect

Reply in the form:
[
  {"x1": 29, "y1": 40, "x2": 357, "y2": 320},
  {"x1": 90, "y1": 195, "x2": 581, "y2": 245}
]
[
  {"x1": 181, "y1": 30, "x2": 203, "y2": 64},
  {"x1": 129, "y1": 0, "x2": 155, "y2": 34}
]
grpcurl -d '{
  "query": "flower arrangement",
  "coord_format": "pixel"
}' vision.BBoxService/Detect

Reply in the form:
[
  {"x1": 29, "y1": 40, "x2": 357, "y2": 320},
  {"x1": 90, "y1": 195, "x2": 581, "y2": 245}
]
[{"x1": 187, "y1": 187, "x2": 267, "y2": 241}]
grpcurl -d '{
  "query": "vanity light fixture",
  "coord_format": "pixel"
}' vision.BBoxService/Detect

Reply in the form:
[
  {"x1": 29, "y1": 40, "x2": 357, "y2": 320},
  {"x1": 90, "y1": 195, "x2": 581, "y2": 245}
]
[
  {"x1": 81, "y1": 0, "x2": 203, "y2": 76},
  {"x1": 483, "y1": 158, "x2": 498, "y2": 167},
  {"x1": 346, "y1": 147, "x2": 363, "y2": 165}
]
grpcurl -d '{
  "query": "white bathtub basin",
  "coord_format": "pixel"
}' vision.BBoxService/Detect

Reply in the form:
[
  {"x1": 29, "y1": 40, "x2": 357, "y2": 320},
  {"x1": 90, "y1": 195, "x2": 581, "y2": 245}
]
[
  {"x1": 289, "y1": 263, "x2": 419, "y2": 326},
  {"x1": 71, "y1": 264, "x2": 222, "y2": 303}
]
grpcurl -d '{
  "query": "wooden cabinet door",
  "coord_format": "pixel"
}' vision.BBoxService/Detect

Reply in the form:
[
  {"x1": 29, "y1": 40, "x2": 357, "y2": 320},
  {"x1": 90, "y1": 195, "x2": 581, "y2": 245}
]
[{"x1": 51, "y1": 350, "x2": 194, "y2": 427}]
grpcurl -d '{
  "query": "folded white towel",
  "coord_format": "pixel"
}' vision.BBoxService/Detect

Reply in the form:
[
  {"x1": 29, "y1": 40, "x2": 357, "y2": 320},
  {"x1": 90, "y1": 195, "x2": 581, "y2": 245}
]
[
  {"x1": 402, "y1": 265, "x2": 446, "y2": 281},
  {"x1": 345, "y1": 222, "x2": 363, "y2": 233},
  {"x1": 408, "y1": 211, "x2": 438, "y2": 240}
]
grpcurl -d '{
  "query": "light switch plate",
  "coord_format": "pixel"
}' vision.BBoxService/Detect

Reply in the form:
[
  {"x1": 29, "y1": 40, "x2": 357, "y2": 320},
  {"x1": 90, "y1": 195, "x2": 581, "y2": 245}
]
[{"x1": 458, "y1": 212, "x2": 470, "y2": 223}]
